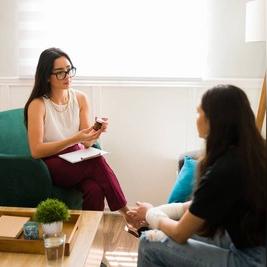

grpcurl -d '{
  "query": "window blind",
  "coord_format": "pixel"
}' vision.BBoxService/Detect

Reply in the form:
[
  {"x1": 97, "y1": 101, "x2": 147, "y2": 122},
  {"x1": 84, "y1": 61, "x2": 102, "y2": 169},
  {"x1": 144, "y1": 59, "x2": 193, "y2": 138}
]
[{"x1": 17, "y1": 0, "x2": 207, "y2": 79}]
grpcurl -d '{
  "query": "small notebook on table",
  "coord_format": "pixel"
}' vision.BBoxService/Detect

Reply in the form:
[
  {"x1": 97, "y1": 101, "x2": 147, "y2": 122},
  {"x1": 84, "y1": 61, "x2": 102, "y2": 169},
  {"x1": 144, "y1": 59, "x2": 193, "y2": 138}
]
[
  {"x1": 59, "y1": 147, "x2": 108, "y2": 163},
  {"x1": 0, "y1": 215, "x2": 31, "y2": 238}
]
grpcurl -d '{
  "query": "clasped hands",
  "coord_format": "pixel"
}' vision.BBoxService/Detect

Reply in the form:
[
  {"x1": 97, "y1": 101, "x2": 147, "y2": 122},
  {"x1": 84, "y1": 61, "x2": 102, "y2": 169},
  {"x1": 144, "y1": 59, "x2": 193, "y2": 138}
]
[
  {"x1": 127, "y1": 201, "x2": 185, "y2": 229},
  {"x1": 127, "y1": 201, "x2": 185, "y2": 241},
  {"x1": 127, "y1": 201, "x2": 169, "y2": 242},
  {"x1": 127, "y1": 201, "x2": 153, "y2": 229}
]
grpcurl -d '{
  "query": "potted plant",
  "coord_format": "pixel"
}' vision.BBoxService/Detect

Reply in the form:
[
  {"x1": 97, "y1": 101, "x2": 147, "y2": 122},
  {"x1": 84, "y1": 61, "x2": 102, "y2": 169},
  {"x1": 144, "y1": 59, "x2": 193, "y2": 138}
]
[{"x1": 34, "y1": 198, "x2": 70, "y2": 235}]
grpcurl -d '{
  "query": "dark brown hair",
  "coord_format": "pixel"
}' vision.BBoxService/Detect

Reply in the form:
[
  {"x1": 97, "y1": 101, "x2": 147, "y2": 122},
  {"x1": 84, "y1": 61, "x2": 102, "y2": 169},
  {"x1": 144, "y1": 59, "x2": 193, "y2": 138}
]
[
  {"x1": 24, "y1": 47, "x2": 74, "y2": 127},
  {"x1": 198, "y1": 84, "x2": 266, "y2": 241}
]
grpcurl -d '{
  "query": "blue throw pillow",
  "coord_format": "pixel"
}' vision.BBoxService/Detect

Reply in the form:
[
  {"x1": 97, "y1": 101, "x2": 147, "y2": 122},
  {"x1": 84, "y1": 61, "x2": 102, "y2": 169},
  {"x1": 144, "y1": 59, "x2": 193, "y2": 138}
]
[{"x1": 167, "y1": 156, "x2": 197, "y2": 203}]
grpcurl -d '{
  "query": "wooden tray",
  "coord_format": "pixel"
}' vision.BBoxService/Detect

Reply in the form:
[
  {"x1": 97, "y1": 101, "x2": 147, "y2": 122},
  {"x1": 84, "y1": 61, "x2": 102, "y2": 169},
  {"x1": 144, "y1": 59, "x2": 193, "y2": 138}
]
[{"x1": 0, "y1": 209, "x2": 81, "y2": 255}]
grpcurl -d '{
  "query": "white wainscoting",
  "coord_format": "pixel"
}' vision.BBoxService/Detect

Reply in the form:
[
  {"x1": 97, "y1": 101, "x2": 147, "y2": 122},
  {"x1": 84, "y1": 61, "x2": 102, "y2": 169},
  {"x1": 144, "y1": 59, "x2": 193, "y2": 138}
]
[{"x1": 0, "y1": 77, "x2": 263, "y2": 205}]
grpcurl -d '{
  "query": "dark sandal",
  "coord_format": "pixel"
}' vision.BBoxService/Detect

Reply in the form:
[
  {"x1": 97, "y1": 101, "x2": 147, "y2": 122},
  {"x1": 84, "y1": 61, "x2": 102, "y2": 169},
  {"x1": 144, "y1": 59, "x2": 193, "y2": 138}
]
[{"x1": 124, "y1": 225, "x2": 139, "y2": 238}]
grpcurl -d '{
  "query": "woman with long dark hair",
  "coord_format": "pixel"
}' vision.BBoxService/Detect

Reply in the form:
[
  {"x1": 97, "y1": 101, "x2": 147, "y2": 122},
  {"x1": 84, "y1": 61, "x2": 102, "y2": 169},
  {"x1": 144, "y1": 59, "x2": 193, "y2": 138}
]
[
  {"x1": 129, "y1": 84, "x2": 266, "y2": 266},
  {"x1": 24, "y1": 47, "x2": 136, "y2": 227}
]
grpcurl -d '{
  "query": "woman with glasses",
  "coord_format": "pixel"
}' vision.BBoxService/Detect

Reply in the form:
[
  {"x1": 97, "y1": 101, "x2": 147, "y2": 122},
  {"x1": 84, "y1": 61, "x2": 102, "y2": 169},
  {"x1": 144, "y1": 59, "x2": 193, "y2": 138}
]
[
  {"x1": 24, "y1": 47, "x2": 137, "y2": 228},
  {"x1": 128, "y1": 85, "x2": 266, "y2": 267}
]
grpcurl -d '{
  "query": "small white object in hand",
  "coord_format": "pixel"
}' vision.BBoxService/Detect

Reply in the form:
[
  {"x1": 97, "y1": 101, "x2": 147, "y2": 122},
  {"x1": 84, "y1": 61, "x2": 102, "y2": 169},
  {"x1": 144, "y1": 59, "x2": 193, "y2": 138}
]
[{"x1": 144, "y1": 230, "x2": 168, "y2": 242}]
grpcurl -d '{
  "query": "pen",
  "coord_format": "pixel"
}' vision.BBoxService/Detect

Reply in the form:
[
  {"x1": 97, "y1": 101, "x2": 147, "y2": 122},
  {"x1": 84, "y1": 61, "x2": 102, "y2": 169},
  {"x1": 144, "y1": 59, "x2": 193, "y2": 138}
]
[
  {"x1": 80, "y1": 156, "x2": 90, "y2": 161},
  {"x1": 80, "y1": 152, "x2": 101, "y2": 161}
]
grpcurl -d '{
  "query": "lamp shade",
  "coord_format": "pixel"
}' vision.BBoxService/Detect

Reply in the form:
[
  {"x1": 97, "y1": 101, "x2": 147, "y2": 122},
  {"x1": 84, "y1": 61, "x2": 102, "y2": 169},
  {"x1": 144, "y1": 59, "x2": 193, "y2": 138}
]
[{"x1": 245, "y1": 0, "x2": 266, "y2": 42}]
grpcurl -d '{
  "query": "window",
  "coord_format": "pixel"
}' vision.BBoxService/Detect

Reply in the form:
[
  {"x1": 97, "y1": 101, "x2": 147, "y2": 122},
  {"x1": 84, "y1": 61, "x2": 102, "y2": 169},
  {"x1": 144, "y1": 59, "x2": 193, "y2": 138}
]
[{"x1": 17, "y1": 0, "x2": 207, "y2": 79}]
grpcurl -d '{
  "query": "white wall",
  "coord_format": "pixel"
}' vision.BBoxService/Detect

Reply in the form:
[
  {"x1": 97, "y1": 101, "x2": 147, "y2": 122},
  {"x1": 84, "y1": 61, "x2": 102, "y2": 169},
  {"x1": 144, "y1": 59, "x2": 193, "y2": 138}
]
[
  {"x1": 205, "y1": 0, "x2": 266, "y2": 78},
  {"x1": 0, "y1": 0, "x2": 18, "y2": 76}
]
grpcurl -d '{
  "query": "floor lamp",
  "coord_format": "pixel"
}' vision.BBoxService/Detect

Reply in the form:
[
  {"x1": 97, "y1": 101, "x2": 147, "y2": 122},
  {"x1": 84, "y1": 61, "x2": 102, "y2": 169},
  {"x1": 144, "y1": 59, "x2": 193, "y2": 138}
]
[{"x1": 246, "y1": 0, "x2": 266, "y2": 132}]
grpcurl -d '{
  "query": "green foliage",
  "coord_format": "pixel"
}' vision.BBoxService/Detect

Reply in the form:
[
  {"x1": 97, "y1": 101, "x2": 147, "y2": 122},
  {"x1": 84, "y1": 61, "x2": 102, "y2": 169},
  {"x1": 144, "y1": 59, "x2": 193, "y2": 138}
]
[{"x1": 34, "y1": 198, "x2": 70, "y2": 224}]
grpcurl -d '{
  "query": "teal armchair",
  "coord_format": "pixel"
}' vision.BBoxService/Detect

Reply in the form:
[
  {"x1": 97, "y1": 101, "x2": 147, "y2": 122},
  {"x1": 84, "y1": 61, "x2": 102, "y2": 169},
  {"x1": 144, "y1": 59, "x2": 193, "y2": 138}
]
[{"x1": 0, "y1": 108, "x2": 83, "y2": 209}]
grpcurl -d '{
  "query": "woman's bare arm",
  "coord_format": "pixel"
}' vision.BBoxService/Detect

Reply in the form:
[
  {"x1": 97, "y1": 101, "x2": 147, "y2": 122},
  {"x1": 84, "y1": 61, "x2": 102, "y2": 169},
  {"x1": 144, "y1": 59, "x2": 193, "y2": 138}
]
[
  {"x1": 158, "y1": 210, "x2": 205, "y2": 243},
  {"x1": 27, "y1": 98, "x2": 101, "y2": 158}
]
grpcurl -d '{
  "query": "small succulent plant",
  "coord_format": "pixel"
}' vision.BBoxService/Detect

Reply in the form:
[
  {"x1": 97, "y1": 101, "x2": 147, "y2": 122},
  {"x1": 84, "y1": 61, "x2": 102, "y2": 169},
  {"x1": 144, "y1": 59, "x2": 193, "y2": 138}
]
[{"x1": 34, "y1": 198, "x2": 70, "y2": 224}]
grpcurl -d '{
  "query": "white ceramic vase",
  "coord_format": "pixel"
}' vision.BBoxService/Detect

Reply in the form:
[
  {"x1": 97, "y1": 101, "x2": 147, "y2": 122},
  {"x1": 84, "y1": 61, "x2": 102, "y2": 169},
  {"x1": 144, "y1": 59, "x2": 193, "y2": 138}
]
[{"x1": 42, "y1": 221, "x2": 63, "y2": 235}]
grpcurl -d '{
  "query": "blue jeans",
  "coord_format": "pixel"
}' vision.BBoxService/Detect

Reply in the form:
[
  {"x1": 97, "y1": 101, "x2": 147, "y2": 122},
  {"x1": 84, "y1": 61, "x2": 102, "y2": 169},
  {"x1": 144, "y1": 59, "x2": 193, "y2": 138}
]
[{"x1": 138, "y1": 231, "x2": 266, "y2": 267}]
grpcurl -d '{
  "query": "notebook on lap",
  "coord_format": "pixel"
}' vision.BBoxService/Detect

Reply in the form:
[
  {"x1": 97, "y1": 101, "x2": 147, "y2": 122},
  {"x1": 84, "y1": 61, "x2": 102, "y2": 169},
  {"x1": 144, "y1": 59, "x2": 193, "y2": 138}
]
[{"x1": 59, "y1": 147, "x2": 108, "y2": 163}]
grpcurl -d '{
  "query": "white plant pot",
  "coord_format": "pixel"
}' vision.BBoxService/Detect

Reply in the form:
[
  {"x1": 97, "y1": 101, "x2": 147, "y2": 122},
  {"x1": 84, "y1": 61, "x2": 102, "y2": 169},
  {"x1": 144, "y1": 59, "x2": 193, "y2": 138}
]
[{"x1": 42, "y1": 221, "x2": 63, "y2": 235}]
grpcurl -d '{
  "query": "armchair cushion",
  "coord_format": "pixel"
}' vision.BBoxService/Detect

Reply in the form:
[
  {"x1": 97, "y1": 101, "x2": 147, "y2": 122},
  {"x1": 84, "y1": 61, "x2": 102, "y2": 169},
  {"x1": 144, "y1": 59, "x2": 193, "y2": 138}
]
[
  {"x1": 0, "y1": 108, "x2": 82, "y2": 209},
  {"x1": 0, "y1": 108, "x2": 30, "y2": 155},
  {"x1": 167, "y1": 156, "x2": 197, "y2": 203},
  {"x1": 0, "y1": 154, "x2": 52, "y2": 207}
]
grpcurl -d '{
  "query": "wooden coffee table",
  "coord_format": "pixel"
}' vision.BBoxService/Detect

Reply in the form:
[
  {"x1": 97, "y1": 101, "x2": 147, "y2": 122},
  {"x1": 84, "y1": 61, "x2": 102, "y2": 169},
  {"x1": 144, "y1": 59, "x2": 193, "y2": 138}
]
[{"x1": 0, "y1": 206, "x2": 104, "y2": 267}]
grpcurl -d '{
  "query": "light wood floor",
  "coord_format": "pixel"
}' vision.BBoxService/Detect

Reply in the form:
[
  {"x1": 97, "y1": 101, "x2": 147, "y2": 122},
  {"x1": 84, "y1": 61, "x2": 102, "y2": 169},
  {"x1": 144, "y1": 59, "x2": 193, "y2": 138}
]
[{"x1": 102, "y1": 213, "x2": 139, "y2": 267}]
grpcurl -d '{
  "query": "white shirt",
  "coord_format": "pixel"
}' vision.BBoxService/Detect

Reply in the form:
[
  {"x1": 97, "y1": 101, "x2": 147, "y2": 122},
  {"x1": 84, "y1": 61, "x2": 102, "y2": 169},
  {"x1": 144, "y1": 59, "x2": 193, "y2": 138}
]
[{"x1": 43, "y1": 88, "x2": 80, "y2": 142}]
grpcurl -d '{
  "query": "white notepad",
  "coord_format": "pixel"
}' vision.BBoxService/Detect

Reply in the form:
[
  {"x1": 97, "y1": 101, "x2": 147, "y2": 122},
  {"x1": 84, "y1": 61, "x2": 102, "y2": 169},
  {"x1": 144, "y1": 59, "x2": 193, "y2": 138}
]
[{"x1": 59, "y1": 147, "x2": 108, "y2": 163}]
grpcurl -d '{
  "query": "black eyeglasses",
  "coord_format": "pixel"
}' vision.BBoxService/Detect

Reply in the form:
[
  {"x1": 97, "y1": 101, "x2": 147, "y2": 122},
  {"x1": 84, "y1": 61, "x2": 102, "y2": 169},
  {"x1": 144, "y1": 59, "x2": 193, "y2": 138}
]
[{"x1": 51, "y1": 67, "x2": 76, "y2": 80}]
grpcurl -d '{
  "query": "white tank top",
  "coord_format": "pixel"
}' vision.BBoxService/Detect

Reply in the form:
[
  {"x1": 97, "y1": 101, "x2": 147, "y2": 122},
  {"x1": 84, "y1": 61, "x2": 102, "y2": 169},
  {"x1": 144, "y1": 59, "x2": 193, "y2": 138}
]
[{"x1": 43, "y1": 88, "x2": 80, "y2": 142}]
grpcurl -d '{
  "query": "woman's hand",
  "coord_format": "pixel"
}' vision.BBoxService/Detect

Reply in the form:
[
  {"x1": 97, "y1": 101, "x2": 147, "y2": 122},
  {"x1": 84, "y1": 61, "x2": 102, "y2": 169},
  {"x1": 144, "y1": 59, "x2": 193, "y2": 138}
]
[
  {"x1": 74, "y1": 127, "x2": 102, "y2": 144},
  {"x1": 78, "y1": 118, "x2": 108, "y2": 148},
  {"x1": 127, "y1": 201, "x2": 154, "y2": 224},
  {"x1": 81, "y1": 140, "x2": 96, "y2": 148}
]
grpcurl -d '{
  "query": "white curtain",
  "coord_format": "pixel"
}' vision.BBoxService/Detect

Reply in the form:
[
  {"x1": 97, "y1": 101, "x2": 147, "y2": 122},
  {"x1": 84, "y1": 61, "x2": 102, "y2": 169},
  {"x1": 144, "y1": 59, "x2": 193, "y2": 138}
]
[{"x1": 17, "y1": 0, "x2": 207, "y2": 79}]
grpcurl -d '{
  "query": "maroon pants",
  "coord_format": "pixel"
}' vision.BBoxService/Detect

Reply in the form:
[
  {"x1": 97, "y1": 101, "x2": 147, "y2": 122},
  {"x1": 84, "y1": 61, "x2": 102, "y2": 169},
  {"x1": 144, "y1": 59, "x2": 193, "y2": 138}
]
[{"x1": 43, "y1": 144, "x2": 127, "y2": 211}]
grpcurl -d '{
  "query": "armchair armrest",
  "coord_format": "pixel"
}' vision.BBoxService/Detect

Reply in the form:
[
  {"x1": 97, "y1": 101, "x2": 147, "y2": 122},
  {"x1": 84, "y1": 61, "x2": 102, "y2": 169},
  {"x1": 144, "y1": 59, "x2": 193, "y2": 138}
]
[{"x1": 0, "y1": 154, "x2": 53, "y2": 207}]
